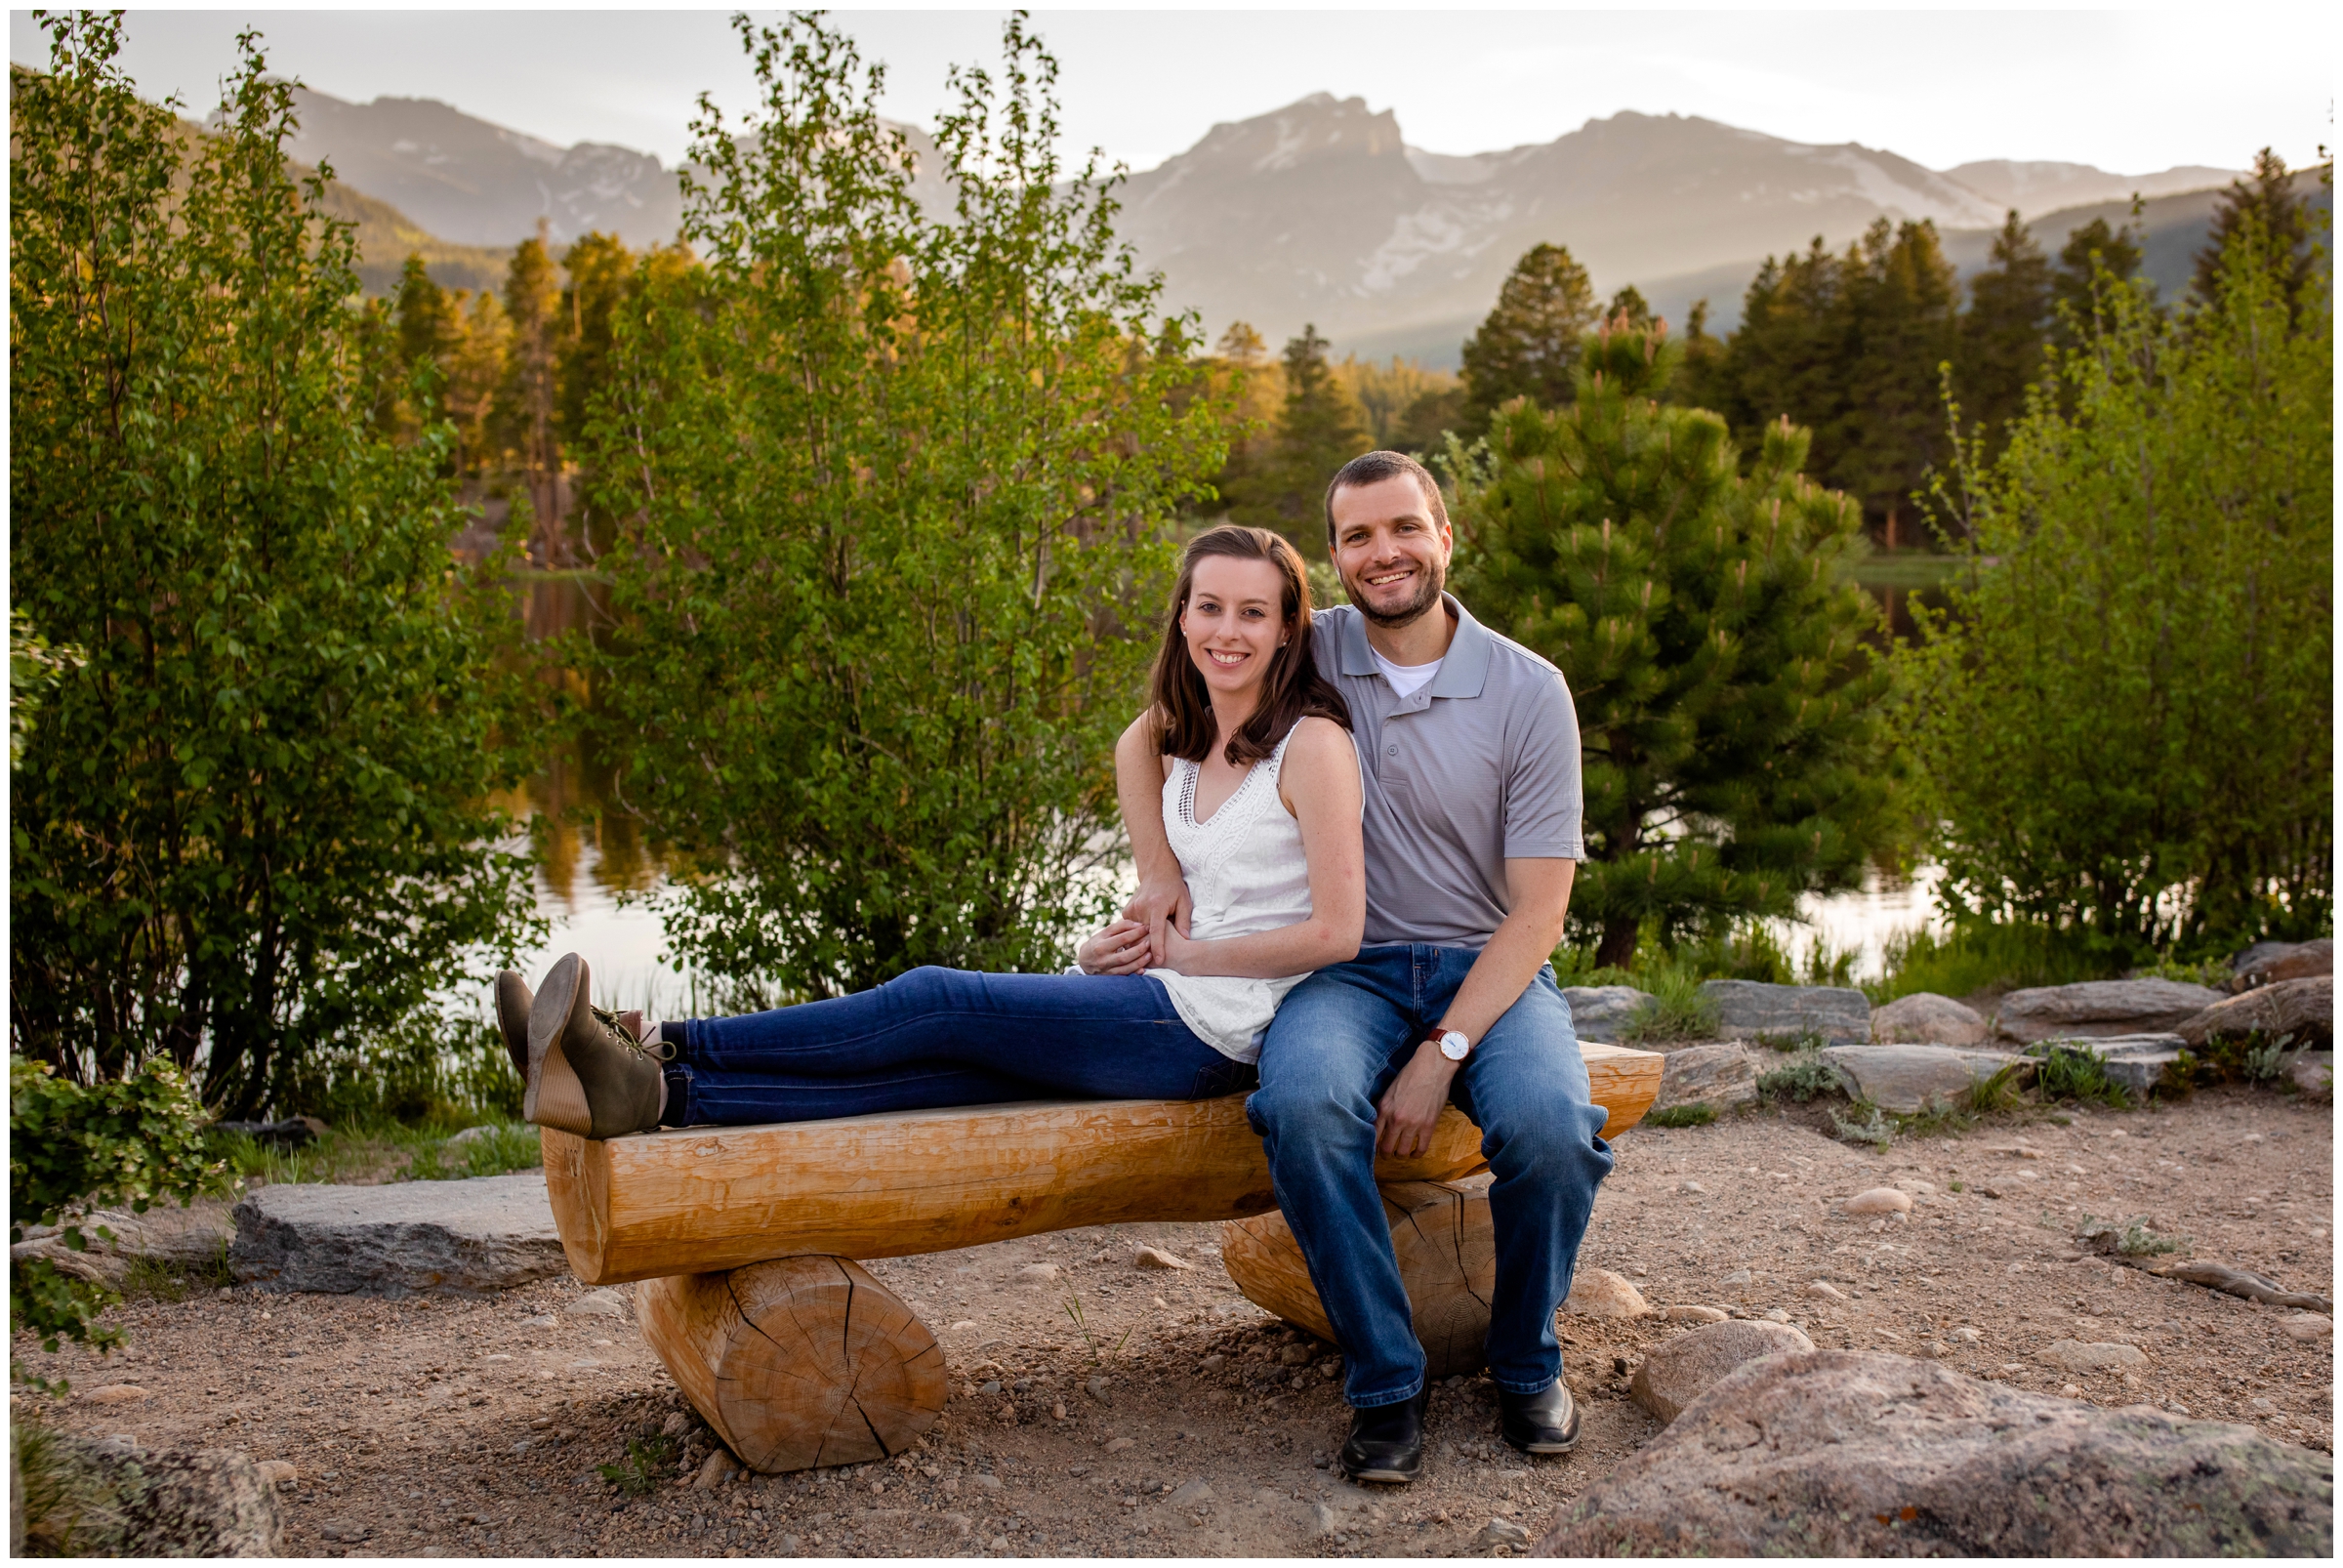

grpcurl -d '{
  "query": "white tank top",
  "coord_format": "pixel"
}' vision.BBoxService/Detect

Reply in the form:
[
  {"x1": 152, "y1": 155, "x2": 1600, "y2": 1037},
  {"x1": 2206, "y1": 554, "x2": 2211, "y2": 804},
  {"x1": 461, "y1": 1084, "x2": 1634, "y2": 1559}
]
[{"x1": 1147, "y1": 726, "x2": 1326, "y2": 1063}]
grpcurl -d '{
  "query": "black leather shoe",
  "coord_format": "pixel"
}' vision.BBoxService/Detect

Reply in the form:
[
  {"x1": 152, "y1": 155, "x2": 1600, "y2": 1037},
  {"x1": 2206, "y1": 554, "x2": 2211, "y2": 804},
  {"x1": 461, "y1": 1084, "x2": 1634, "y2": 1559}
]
[
  {"x1": 1499, "y1": 1377, "x2": 1581, "y2": 1454},
  {"x1": 1339, "y1": 1386, "x2": 1430, "y2": 1483}
]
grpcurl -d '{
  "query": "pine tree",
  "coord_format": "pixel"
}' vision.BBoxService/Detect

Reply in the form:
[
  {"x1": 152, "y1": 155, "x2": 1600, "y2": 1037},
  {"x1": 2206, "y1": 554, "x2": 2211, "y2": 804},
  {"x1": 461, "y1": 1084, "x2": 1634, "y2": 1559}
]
[
  {"x1": 1459, "y1": 242, "x2": 1600, "y2": 427},
  {"x1": 1954, "y1": 211, "x2": 2053, "y2": 460},
  {"x1": 1840, "y1": 219, "x2": 1960, "y2": 541},
  {"x1": 1714, "y1": 238, "x2": 1855, "y2": 484},
  {"x1": 2050, "y1": 217, "x2": 2143, "y2": 349},
  {"x1": 1605, "y1": 284, "x2": 1653, "y2": 329},
  {"x1": 1227, "y1": 324, "x2": 1370, "y2": 557},
  {"x1": 2192, "y1": 147, "x2": 2321, "y2": 322},
  {"x1": 1452, "y1": 320, "x2": 1895, "y2": 969},
  {"x1": 499, "y1": 225, "x2": 565, "y2": 562}
]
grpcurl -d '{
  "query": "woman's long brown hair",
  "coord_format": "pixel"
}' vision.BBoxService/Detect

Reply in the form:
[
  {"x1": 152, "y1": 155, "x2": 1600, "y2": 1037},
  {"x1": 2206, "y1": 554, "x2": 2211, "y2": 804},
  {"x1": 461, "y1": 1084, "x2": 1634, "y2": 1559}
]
[{"x1": 1149, "y1": 525, "x2": 1351, "y2": 765}]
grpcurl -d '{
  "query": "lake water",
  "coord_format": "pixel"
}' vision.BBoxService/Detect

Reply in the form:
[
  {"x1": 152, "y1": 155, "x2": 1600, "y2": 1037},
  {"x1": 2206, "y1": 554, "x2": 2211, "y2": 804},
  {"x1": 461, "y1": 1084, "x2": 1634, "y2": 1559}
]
[{"x1": 482, "y1": 566, "x2": 1955, "y2": 1015}]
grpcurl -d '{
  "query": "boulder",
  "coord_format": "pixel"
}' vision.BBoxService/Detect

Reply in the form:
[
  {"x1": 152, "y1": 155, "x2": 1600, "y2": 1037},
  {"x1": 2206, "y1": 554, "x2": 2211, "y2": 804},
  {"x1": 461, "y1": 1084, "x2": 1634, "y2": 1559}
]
[
  {"x1": 2233, "y1": 939, "x2": 2333, "y2": 990},
  {"x1": 1650, "y1": 1044, "x2": 1759, "y2": 1113},
  {"x1": 1538, "y1": 1350, "x2": 2332, "y2": 1557},
  {"x1": 230, "y1": 1173, "x2": 566, "y2": 1296},
  {"x1": 1870, "y1": 991, "x2": 1989, "y2": 1047},
  {"x1": 1562, "y1": 985, "x2": 1654, "y2": 1044},
  {"x1": 1628, "y1": 1318, "x2": 1813, "y2": 1424},
  {"x1": 1698, "y1": 981, "x2": 1869, "y2": 1046},
  {"x1": 2054, "y1": 1034, "x2": 2189, "y2": 1096},
  {"x1": 1820, "y1": 1044, "x2": 2030, "y2": 1113},
  {"x1": 2176, "y1": 977, "x2": 2332, "y2": 1051},
  {"x1": 1562, "y1": 1267, "x2": 1649, "y2": 1319},
  {"x1": 1994, "y1": 979, "x2": 2223, "y2": 1044},
  {"x1": 14, "y1": 1435, "x2": 283, "y2": 1556},
  {"x1": 2291, "y1": 1051, "x2": 2332, "y2": 1103}
]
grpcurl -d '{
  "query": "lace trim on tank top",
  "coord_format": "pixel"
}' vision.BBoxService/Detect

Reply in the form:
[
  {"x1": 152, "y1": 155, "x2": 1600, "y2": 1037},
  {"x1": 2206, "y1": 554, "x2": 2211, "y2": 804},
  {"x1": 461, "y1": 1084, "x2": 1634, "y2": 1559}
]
[{"x1": 1170, "y1": 729, "x2": 1292, "y2": 880}]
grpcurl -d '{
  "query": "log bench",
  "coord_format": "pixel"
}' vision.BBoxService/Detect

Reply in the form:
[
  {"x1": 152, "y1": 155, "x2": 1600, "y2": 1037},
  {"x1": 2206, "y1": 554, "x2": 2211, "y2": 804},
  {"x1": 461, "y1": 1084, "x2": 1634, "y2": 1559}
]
[{"x1": 540, "y1": 1042, "x2": 1661, "y2": 1473}]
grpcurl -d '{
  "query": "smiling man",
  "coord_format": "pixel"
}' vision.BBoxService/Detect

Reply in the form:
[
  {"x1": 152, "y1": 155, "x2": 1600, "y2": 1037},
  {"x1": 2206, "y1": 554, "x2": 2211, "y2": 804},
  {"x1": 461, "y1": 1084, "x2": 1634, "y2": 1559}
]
[{"x1": 1121, "y1": 449, "x2": 1610, "y2": 1483}]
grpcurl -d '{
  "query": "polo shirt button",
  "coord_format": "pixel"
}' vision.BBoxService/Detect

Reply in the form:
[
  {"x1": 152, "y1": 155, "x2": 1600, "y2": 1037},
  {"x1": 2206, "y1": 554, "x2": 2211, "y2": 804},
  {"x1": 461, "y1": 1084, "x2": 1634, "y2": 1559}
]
[{"x1": 1385, "y1": 745, "x2": 1398, "y2": 756}]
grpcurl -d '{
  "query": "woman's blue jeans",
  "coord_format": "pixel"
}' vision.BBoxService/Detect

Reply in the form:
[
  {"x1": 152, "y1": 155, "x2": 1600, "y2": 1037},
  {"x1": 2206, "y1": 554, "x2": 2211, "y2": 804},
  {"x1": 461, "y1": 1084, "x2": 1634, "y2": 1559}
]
[
  {"x1": 660, "y1": 966, "x2": 1254, "y2": 1127},
  {"x1": 1248, "y1": 945, "x2": 1614, "y2": 1408}
]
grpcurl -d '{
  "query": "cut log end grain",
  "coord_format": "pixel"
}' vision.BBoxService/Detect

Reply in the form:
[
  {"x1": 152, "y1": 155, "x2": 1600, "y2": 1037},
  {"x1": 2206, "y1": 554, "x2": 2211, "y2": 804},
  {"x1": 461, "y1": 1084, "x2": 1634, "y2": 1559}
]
[
  {"x1": 637, "y1": 1256, "x2": 946, "y2": 1474},
  {"x1": 1222, "y1": 1177, "x2": 1498, "y2": 1379}
]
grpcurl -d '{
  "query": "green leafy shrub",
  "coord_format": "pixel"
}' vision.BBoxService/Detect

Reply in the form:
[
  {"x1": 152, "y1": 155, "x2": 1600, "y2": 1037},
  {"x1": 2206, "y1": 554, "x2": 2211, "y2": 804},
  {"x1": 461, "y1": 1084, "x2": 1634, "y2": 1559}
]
[
  {"x1": 9, "y1": 16, "x2": 540, "y2": 1113},
  {"x1": 1757, "y1": 1048, "x2": 1843, "y2": 1102},
  {"x1": 576, "y1": 15, "x2": 1233, "y2": 1001},
  {"x1": 1830, "y1": 1102, "x2": 1895, "y2": 1151},
  {"x1": 9, "y1": 1056, "x2": 227, "y2": 1367},
  {"x1": 2033, "y1": 1043, "x2": 2131, "y2": 1108},
  {"x1": 1902, "y1": 201, "x2": 2330, "y2": 958},
  {"x1": 1645, "y1": 1102, "x2": 1718, "y2": 1129},
  {"x1": 1963, "y1": 1061, "x2": 2027, "y2": 1115}
]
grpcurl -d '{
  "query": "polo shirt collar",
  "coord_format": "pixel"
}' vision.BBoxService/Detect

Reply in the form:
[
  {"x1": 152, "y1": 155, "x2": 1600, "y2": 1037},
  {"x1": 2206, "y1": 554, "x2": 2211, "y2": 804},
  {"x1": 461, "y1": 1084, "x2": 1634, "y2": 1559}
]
[{"x1": 1337, "y1": 593, "x2": 1493, "y2": 700}]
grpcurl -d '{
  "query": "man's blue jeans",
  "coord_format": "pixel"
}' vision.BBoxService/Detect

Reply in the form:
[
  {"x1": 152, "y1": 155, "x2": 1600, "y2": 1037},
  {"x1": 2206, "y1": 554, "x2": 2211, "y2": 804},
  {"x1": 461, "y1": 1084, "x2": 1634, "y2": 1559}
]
[{"x1": 1248, "y1": 945, "x2": 1613, "y2": 1408}]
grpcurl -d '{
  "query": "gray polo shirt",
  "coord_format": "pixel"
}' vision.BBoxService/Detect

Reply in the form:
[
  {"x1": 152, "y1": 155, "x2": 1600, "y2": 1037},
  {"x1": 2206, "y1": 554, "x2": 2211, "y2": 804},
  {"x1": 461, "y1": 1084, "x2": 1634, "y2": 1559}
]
[{"x1": 1312, "y1": 595, "x2": 1583, "y2": 949}]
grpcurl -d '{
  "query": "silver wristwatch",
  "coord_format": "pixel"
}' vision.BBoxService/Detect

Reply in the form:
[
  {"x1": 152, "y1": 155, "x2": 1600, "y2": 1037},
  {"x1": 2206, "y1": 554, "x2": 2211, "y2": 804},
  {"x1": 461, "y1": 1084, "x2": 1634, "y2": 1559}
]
[{"x1": 1436, "y1": 1029, "x2": 1471, "y2": 1062}]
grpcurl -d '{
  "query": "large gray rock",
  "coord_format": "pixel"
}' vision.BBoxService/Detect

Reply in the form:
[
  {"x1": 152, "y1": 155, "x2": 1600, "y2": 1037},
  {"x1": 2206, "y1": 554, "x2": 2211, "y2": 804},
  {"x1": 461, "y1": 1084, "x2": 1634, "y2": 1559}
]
[
  {"x1": 230, "y1": 1173, "x2": 565, "y2": 1295},
  {"x1": 1629, "y1": 1318, "x2": 1813, "y2": 1424},
  {"x1": 1651, "y1": 1043, "x2": 1759, "y2": 1112},
  {"x1": 1820, "y1": 1045, "x2": 2029, "y2": 1113},
  {"x1": 2233, "y1": 938, "x2": 2333, "y2": 989},
  {"x1": 1994, "y1": 978, "x2": 2223, "y2": 1044},
  {"x1": 12, "y1": 1200, "x2": 238, "y2": 1287},
  {"x1": 1870, "y1": 991, "x2": 1988, "y2": 1047},
  {"x1": 1539, "y1": 1351, "x2": 2332, "y2": 1557},
  {"x1": 15, "y1": 1435, "x2": 283, "y2": 1556},
  {"x1": 2177, "y1": 976, "x2": 2332, "y2": 1050},
  {"x1": 1562, "y1": 985, "x2": 1653, "y2": 1043},
  {"x1": 1699, "y1": 981, "x2": 1869, "y2": 1046}
]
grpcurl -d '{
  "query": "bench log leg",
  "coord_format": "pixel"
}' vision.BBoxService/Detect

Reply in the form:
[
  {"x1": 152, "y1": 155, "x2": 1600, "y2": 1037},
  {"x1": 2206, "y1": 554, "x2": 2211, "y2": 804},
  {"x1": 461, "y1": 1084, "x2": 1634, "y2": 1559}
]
[
  {"x1": 1220, "y1": 1176, "x2": 1497, "y2": 1381},
  {"x1": 637, "y1": 1256, "x2": 947, "y2": 1473}
]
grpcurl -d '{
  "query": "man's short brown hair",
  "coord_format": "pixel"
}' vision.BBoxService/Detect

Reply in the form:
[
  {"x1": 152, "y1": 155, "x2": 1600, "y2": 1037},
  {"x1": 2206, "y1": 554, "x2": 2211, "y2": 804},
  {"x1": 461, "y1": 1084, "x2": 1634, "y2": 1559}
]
[{"x1": 1324, "y1": 450, "x2": 1449, "y2": 550}]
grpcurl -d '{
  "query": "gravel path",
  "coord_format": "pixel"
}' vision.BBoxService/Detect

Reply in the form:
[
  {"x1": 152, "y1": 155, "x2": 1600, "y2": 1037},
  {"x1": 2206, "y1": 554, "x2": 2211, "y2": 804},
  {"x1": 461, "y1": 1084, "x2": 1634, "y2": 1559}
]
[{"x1": 17, "y1": 1085, "x2": 2329, "y2": 1557}]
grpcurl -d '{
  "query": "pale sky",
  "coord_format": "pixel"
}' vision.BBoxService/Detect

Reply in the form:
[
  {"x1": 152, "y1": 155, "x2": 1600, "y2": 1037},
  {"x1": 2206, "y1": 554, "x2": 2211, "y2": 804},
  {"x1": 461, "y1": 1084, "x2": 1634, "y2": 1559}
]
[{"x1": 10, "y1": 6, "x2": 2335, "y2": 178}]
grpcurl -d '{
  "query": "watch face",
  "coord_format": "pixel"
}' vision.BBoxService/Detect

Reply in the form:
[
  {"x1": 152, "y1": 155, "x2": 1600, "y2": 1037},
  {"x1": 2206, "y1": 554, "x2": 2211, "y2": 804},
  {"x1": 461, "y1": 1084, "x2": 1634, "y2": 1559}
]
[{"x1": 1439, "y1": 1030, "x2": 1470, "y2": 1060}]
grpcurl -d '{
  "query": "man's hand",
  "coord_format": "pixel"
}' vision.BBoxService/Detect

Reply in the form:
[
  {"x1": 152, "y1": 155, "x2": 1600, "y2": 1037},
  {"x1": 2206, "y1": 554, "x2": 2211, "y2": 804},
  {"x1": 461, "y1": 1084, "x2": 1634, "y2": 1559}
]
[
  {"x1": 1075, "y1": 918, "x2": 1154, "y2": 976},
  {"x1": 1120, "y1": 876, "x2": 1192, "y2": 970},
  {"x1": 1375, "y1": 1040, "x2": 1459, "y2": 1158}
]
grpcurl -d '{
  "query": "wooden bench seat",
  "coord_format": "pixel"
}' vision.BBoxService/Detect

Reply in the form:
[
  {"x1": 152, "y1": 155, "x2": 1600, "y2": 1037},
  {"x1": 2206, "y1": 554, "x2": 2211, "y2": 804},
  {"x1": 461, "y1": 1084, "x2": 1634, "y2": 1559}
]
[{"x1": 540, "y1": 1041, "x2": 1661, "y2": 1473}]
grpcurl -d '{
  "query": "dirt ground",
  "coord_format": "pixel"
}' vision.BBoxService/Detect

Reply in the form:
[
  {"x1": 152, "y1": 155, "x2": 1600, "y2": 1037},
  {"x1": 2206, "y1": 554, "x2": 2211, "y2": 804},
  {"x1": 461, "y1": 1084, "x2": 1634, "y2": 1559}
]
[{"x1": 17, "y1": 1084, "x2": 2332, "y2": 1558}]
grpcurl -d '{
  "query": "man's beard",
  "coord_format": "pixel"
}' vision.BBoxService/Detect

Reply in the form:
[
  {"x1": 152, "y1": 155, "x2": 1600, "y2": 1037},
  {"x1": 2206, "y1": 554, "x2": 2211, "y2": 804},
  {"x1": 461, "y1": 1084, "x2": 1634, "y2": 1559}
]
[{"x1": 1343, "y1": 554, "x2": 1446, "y2": 630}]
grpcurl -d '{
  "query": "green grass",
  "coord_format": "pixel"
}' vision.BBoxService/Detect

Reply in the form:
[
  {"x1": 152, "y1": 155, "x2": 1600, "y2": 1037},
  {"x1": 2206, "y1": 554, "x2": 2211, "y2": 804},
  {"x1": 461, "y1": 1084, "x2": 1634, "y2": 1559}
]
[
  {"x1": 1619, "y1": 962, "x2": 1722, "y2": 1043},
  {"x1": 1645, "y1": 1102, "x2": 1718, "y2": 1129},
  {"x1": 1866, "y1": 921, "x2": 2121, "y2": 1004},
  {"x1": 204, "y1": 1117, "x2": 542, "y2": 1188}
]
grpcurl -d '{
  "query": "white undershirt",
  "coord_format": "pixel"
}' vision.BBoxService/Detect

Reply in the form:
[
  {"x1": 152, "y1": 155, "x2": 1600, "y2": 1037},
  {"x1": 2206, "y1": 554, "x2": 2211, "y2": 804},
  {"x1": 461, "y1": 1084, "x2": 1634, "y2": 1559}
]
[{"x1": 1371, "y1": 646, "x2": 1444, "y2": 699}]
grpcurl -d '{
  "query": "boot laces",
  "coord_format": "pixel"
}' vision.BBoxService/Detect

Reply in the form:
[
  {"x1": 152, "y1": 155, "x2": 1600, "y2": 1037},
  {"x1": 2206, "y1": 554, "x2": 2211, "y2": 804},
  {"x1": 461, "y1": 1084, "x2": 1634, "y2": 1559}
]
[{"x1": 591, "y1": 1005, "x2": 677, "y2": 1063}]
